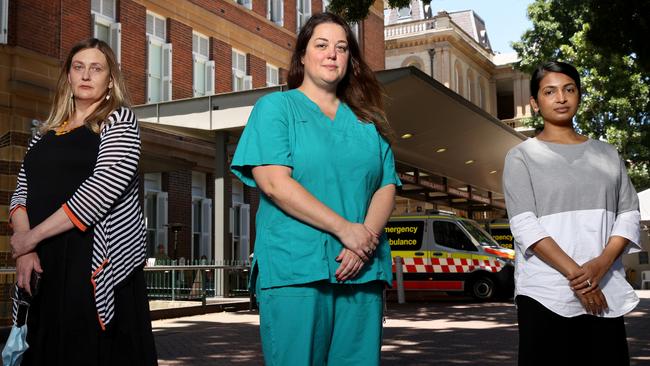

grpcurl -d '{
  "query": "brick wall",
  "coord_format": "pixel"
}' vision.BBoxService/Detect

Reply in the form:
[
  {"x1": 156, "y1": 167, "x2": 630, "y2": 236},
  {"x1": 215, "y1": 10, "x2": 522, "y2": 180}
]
[
  {"x1": 279, "y1": 67, "x2": 288, "y2": 84},
  {"x1": 60, "y1": 0, "x2": 91, "y2": 58},
  {"x1": 168, "y1": 18, "x2": 193, "y2": 99},
  {"x1": 189, "y1": 0, "x2": 295, "y2": 52},
  {"x1": 14, "y1": 0, "x2": 60, "y2": 59},
  {"x1": 363, "y1": 12, "x2": 385, "y2": 71},
  {"x1": 252, "y1": 0, "x2": 267, "y2": 18},
  {"x1": 283, "y1": 0, "x2": 297, "y2": 35},
  {"x1": 120, "y1": 0, "x2": 147, "y2": 105},
  {"x1": 211, "y1": 37, "x2": 232, "y2": 93},
  {"x1": 247, "y1": 53, "x2": 266, "y2": 89},
  {"x1": 313, "y1": 0, "x2": 324, "y2": 14},
  {"x1": 163, "y1": 170, "x2": 192, "y2": 260}
]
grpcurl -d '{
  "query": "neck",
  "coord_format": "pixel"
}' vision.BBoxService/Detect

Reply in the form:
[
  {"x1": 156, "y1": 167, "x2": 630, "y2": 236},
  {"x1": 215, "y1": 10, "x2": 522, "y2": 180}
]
[
  {"x1": 298, "y1": 80, "x2": 338, "y2": 106},
  {"x1": 70, "y1": 98, "x2": 103, "y2": 126},
  {"x1": 537, "y1": 121, "x2": 585, "y2": 144}
]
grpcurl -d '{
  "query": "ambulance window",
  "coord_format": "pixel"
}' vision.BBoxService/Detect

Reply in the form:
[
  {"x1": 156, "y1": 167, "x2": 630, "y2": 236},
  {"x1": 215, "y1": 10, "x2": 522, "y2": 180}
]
[{"x1": 432, "y1": 221, "x2": 477, "y2": 252}]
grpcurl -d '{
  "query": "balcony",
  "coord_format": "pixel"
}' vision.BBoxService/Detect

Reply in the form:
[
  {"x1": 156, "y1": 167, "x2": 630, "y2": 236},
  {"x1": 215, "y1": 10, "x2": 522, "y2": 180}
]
[{"x1": 385, "y1": 18, "x2": 437, "y2": 40}]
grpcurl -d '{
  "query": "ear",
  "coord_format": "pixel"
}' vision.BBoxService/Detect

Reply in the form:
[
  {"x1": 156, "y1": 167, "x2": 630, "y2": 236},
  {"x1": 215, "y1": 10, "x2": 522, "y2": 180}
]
[{"x1": 529, "y1": 96, "x2": 539, "y2": 114}]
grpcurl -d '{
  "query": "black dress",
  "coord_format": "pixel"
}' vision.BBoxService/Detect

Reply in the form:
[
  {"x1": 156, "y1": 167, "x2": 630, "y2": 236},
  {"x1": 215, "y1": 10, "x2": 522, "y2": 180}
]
[{"x1": 21, "y1": 126, "x2": 157, "y2": 366}]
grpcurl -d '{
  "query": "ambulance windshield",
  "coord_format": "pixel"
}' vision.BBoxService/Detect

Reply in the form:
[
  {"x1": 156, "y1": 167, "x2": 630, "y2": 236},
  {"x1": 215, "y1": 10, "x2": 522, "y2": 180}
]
[{"x1": 460, "y1": 220, "x2": 502, "y2": 249}]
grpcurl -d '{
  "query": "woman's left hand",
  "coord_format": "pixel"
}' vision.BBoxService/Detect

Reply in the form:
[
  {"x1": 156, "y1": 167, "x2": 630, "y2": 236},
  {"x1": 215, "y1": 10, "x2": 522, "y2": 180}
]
[
  {"x1": 11, "y1": 230, "x2": 39, "y2": 258},
  {"x1": 569, "y1": 255, "x2": 610, "y2": 294},
  {"x1": 335, "y1": 248, "x2": 365, "y2": 282}
]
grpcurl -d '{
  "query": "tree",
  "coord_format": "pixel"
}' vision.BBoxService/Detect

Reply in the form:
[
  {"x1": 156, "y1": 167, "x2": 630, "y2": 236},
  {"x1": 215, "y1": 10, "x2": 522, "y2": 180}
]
[
  {"x1": 513, "y1": 0, "x2": 650, "y2": 190},
  {"x1": 327, "y1": 0, "x2": 431, "y2": 23}
]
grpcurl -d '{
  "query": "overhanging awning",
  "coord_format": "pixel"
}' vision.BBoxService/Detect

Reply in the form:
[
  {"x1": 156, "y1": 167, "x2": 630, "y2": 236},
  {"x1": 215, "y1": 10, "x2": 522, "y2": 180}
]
[{"x1": 133, "y1": 67, "x2": 526, "y2": 204}]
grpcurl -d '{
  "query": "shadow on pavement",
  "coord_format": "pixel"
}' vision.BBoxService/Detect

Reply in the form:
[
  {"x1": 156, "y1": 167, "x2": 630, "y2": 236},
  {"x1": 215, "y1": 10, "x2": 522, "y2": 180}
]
[{"x1": 149, "y1": 293, "x2": 649, "y2": 365}]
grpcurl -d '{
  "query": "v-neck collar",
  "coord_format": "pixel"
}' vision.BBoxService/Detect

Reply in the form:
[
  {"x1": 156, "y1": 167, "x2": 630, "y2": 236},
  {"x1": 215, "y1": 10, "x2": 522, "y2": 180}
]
[{"x1": 292, "y1": 89, "x2": 343, "y2": 123}]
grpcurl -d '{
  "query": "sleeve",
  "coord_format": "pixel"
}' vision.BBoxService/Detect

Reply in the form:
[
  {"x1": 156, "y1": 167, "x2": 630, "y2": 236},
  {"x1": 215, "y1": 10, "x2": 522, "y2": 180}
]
[
  {"x1": 610, "y1": 158, "x2": 641, "y2": 253},
  {"x1": 378, "y1": 136, "x2": 402, "y2": 188},
  {"x1": 230, "y1": 93, "x2": 292, "y2": 187},
  {"x1": 62, "y1": 108, "x2": 141, "y2": 231},
  {"x1": 503, "y1": 148, "x2": 549, "y2": 253},
  {"x1": 8, "y1": 134, "x2": 42, "y2": 223}
]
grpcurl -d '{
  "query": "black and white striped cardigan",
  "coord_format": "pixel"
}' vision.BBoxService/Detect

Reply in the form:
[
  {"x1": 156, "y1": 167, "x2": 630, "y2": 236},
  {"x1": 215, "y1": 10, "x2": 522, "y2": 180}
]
[{"x1": 9, "y1": 106, "x2": 147, "y2": 329}]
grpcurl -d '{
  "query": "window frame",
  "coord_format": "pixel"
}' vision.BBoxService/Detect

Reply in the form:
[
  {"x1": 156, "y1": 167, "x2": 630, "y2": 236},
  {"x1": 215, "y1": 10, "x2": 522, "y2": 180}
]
[
  {"x1": 232, "y1": 49, "x2": 251, "y2": 92},
  {"x1": 192, "y1": 32, "x2": 214, "y2": 97},
  {"x1": 296, "y1": 0, "x2": 312, "y2": 33},
  {"x1": 0, "y1": 0, "x2": 9, "y2": 44},
  {"x1": 146, "y1": 12, "x2": 171, "y2": 103},
  {"x1": 266, "y1": 63, "x2": 279, "y2": 87},
  {"x1": 267, "y1": 0, "x2": 284, "y2": 26}
]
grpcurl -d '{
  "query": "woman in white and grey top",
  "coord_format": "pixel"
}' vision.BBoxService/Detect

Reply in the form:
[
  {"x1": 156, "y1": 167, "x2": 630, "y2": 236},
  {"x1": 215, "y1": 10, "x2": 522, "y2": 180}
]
[{"x1": 503, "y1": 61, "x2": 640, "y2": 366}]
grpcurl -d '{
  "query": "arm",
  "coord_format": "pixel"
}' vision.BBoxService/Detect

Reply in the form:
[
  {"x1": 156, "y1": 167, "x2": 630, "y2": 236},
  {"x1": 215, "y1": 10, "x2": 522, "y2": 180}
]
[
  {"x1": 11, "y1": 108, "x2": 140, "y2": 257},
  {"x1": 252, "y1": 165, "x2": 377, "y2": 261},
  {"x1": 335, "y1": 184, "x2": 396, "y2": 281}
]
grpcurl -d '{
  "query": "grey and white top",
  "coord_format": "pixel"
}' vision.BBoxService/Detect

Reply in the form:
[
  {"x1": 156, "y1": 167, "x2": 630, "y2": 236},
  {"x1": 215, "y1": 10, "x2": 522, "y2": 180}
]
[{"x1": 503, "y1": 137, "x2": 641, "y2": 317}]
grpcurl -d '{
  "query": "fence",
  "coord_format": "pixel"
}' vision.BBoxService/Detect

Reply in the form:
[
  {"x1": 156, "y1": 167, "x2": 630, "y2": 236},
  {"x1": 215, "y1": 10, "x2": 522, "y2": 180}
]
[{"x1": 144, "y1": 259, "x2": 251, "y2": 301}]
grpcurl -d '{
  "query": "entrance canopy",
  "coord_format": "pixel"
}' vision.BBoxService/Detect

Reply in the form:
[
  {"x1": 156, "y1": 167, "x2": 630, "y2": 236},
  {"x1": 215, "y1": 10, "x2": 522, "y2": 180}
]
[{"x1": 134, "y1": 67, "x2": 526, "y2": 212}]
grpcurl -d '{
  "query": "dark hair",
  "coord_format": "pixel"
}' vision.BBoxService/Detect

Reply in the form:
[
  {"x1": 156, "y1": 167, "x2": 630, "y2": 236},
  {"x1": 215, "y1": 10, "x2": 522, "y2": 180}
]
[
  {"x1": 530, "y1": 61, "x2": 581, "y2": 101},
  {"x1": 287, "y1": 12, "x2": 392, "y2": 140}
]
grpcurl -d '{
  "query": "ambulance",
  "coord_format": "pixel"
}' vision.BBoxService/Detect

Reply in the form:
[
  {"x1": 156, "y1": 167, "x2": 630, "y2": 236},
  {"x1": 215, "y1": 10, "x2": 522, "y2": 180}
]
[
  {"x1": 484, "y1": 220, "x2": 514, "y2": 250},
  {"x1": 385, "y1": 212, "x2": 515, "y2": 300}
]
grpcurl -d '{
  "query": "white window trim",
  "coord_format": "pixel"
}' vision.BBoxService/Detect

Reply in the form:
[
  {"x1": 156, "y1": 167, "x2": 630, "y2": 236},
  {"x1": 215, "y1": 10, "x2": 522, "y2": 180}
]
[
  {"x1": 232, "y1": 49, "x2": 251, "y2": 92},
  {"x1": 146, "y1": 11, "x2": 166, "y2": 42},
  {"x1": 0, "y1": 0, "x2": 8, "y2": 44},
  {"x1": 236, "y1": 0, "x2": 252, "y2": 10},
  {"x1": 147, "y1": 35, "x2": 172, "y2": 103},
  {"x1": 91, "y1": 12, "x2": 121, "y2": 64},
  {"x1": 296, "y1": 0, "x2": 311, "y2": 33},
  {"x1": 266, "y1": 64, "x2": 279, "y2": 87},
  {"x1": 92, "y1": 0, "x2": 116, "y2": 19},
  {"x1": 192, "y1": 33, "x2": 214, "y2": 97},
  {"x1": 267, "y1": 0, "x2": 284, "y2": 26},
  {"x1": 323, "y1": 0, "x2": 330, "y2": 12}
]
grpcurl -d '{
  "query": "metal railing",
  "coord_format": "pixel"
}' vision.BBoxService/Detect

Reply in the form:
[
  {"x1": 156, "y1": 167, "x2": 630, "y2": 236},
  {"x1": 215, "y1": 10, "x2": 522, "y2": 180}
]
[{"x1": 144, "y1": 259, "x2": 251, "y2": 301}]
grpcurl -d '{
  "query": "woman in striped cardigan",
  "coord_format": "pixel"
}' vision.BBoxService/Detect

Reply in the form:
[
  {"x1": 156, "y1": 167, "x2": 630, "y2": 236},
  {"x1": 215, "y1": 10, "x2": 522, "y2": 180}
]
[{"x1": 9, "y1": 38, "x2": 157, "y2": 365}]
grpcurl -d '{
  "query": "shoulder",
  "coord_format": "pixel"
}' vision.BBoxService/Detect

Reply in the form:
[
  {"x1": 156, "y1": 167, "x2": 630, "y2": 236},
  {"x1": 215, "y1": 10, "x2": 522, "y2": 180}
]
[
  {"x1": 506, "y1": 138, "x2": 535, "y2": 159},
  {"x1": 255, "y1": 91, "x2": 289, "y2": 110},
  {"x1": 588, "y1": 139, "x2": 620, "y2": 157},
  {"x1": 107, "y1": 106, "x2": 137, "y2": 125}
]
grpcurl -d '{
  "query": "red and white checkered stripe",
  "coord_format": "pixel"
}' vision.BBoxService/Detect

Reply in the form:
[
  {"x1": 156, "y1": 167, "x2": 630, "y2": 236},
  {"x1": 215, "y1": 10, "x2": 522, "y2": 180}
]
[{"x1": 392, "y1": 257, "x2": 503, "y2": 273}]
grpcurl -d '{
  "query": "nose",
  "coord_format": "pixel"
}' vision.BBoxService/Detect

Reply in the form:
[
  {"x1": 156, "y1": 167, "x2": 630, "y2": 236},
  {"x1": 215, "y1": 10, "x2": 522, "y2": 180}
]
[
  {"x1": 82, "y1": 67, "x2": 91, "y2": 80},
  {"x1": 327, "y1": 45, "x2": 337, "y2": 60},
  {"x1": 556, "y1": 90, "x2": 567, "y2": 103}
]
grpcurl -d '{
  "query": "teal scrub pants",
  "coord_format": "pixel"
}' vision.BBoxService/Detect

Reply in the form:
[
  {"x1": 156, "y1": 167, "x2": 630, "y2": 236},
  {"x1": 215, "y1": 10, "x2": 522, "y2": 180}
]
[{"x1": 256, "y1": 280, "x2": 384, "y2": 366}]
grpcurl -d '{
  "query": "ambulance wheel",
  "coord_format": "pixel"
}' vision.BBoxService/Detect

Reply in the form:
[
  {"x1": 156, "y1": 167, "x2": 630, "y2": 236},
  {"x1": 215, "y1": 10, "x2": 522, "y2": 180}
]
[{"x1": 470, "y1": 276, "x2": 495, "y2": 300}]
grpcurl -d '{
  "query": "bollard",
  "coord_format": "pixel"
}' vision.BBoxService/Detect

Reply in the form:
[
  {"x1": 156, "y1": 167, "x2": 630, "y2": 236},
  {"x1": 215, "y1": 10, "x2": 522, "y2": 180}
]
[{"x1": 395, "y1": 256, "x2": 405, "y2": 304}]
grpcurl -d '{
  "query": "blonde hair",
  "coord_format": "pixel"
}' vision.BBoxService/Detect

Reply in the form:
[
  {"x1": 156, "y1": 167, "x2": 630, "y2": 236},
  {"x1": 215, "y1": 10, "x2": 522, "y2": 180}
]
[{"x1": 40, "y1": 38, "x2": 131, "y2": 134}]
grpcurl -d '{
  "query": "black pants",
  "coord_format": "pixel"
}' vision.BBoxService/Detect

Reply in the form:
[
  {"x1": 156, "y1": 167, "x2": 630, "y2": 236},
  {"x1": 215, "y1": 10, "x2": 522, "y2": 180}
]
[{"x1": 516, "y1": 295, "x2": 629, "y2": 366}]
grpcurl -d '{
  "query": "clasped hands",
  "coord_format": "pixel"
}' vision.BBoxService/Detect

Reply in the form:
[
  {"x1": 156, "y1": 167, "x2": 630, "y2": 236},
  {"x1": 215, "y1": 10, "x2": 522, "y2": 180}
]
[
  {"x1": 11, "y1": 229, "x2": 42, "y2": 295},
  {"x1": 567, "y1": 256, "x2": 610, "y2": 315},
  {"x1": 335, "y1": 222, "x2": 380, "y2": 282}
]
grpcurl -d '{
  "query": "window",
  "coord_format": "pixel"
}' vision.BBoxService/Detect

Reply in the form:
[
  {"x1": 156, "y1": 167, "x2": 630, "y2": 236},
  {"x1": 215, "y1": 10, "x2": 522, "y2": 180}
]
[
  {"x1": 267, "y1": 0, "x2": 283, "y2": 26},
  {"x1": 478, "y1": 78, "x2": 486, "y2": 110},
  {"x1": 191, "y1": 172, "x2": 212, "y2": 260},
  {"x1": 454, "y1": 61, "x2": 464, "y2": 95},
  {"x1": 266, "y1": 64, "x2": 279, "y2": 86},
  {"x1": 323, "y1": 0, "x2": 330, "y2": 11},
  {"x1": 398, "y1": 6, "x2": 411, "y2": 19},
  {"x1": 146, "y1": 12, "x2": 172, "y2": 103},
  {"x1": 91, "y1": 0, "x2": 121, "y2": 62},
  {"x1": 193, "y1": 32, "x2": 214, "y2": 97},
  {"x1": 432, "y1": 221, "x2": 477, "y2": 252},
  {"x1": 231, "y1": 180, "x2": 250, "y2": 261},
  {"x1": 0, "y1": 0, "x2": 9, "y2": 44},
  {"x1": 296, "y1": 0, "x2": 311, "y2": 32},
  {"x1": 232, "y1": 49, "x2": 251, "y2": 91},
  {"x1": 237, "y1": 0, "x2": 252, "y2": 9},
  {"x1": 467, "y1": 70, "x2": 474, "y2": 102},
  {"x1": 144, "y1": 173, "x2": 168, "y2": 259}
]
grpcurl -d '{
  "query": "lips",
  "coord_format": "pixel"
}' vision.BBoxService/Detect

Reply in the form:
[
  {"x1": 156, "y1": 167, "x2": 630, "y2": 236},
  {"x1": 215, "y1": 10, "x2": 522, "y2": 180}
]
[{"x1": 554, "y1": 107, "x2": 570, "y2": 113}]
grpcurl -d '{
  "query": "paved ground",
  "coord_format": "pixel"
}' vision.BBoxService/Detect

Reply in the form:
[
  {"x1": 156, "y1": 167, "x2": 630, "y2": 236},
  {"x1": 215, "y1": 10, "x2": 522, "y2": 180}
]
[{"x1": 153, "y1": 290, "x2": 650, "y2": 365}]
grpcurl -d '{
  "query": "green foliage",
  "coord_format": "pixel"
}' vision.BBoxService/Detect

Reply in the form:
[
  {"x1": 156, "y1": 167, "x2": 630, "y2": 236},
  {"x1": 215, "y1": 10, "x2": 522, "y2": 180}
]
[
  {"x1": 326, "y1": 0, "x2": 431, "y2": 22},
  {"x1": 513, "y1": 0, "x2": 650, "y2": 190}
]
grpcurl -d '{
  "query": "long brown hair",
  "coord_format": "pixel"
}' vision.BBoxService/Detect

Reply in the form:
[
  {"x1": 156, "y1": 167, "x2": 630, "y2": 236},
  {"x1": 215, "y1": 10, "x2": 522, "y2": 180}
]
[
  {"x1": 40, "y1": 38, "x2": 130, "y2": 134},
  {"x1": 288, "y1": 12, "x2": 392, "y2": 140}
]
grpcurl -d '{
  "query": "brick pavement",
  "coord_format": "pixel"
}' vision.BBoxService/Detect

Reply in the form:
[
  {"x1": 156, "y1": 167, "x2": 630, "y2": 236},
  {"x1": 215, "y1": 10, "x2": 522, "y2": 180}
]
[{"x1": 153, "y1": 291, "x2": 650, "y2": 365}]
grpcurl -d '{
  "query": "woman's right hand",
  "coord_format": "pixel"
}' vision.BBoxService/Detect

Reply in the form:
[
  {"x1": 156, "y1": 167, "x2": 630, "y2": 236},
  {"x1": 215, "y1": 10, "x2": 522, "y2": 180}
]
[
  {"x1": 575, "y1": 287, "x2": 608, "y2": 315},
  {"x1": 16, "y1": 252, "x2": 42, "y2": 296},
  {"x1": 336, "y1": 222, "x2": 379, "y2": 262}
]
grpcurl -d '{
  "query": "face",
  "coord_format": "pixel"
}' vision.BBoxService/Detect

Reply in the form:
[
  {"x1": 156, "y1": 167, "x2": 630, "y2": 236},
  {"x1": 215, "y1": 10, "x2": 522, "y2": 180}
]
[
  {"x1": 301, "y1": 22, "x2": 350, "y2": 89},
  {"x1": 530, "y1": 71, "x2": 580, "y2": 126},
  {"x1": 68, "y1": 47, "x2": 112, "y2": 104}
]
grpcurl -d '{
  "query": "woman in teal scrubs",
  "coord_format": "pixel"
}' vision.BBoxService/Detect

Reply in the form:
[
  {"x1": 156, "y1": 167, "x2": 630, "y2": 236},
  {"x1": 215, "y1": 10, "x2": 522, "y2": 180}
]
[{"x1": 231, "y1": 12, "x2": 400, "y2": 366}]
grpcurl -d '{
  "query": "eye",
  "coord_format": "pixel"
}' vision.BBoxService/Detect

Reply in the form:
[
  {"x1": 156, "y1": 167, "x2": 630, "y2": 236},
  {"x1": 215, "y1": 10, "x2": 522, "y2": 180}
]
[
  {"x1": 91, "y1": 66, "x2": 103, "y2": 73},
  {"x1": 72, "y1": 64, "x2": 84, "y2": 71},
  {"x1": 565, "y1": 86, "x2": 576, "y2": 93},
  {"x1": 316, "y1": 43, "x2": 327, "y2": 49},
  {"x1": 336, "y1": 45, "x2": 348, "y2": 53}
]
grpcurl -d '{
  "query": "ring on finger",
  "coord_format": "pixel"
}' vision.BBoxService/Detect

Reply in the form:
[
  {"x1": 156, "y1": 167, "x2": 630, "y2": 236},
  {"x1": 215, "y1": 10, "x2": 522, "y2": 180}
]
[{"x1": 586, "y1": 279, "x2": 592, "y2": 287}]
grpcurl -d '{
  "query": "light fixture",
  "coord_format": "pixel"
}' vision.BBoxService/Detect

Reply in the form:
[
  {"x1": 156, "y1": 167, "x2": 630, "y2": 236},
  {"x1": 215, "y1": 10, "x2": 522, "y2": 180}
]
[
  {"x1": 465, "y1": 160, "x2": 474, "y2": 165},
  {"x1": 401, "y1": 133, "x2": 413, "y2": 139},
  {"x1": 489, "y1": 170, "x2": 497, "y2": 174},
  {"x1": 436, "y1": 148, "x2": 447, "y2": 153}
]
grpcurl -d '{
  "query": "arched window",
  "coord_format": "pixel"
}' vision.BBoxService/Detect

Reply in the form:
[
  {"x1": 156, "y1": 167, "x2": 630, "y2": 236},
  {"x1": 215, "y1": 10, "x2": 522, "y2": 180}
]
[
  {"x1": 467, "y1": 69, "x2": 474, "y2": 102},
  {"x1": 478, "y1": 77, "x2": 487, "y2": 110}
]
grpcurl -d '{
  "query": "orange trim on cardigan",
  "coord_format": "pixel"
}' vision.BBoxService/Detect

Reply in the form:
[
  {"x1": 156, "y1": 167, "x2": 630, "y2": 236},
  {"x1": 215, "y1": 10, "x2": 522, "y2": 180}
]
[
  {"x1": 62, "y1": 203, "x2": 88, "y2": 232},
  {"x1": 7, "y1": 205, "x2": 26, "y2": 229},
  {"x1": 91, "y1": 258, "x2": 109, "y2": 331}
]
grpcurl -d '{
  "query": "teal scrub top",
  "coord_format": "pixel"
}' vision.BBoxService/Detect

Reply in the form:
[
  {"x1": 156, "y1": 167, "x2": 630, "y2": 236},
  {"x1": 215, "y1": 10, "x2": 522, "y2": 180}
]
[{"x1": 231, "y1": 89, "x2": 401, "y2": 289}]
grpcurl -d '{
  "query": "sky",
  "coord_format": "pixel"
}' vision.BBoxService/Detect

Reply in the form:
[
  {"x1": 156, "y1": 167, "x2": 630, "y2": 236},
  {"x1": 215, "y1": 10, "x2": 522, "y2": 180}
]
[{"x1": 427, "y1": 0, "x2": 533, "y2": 54}]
